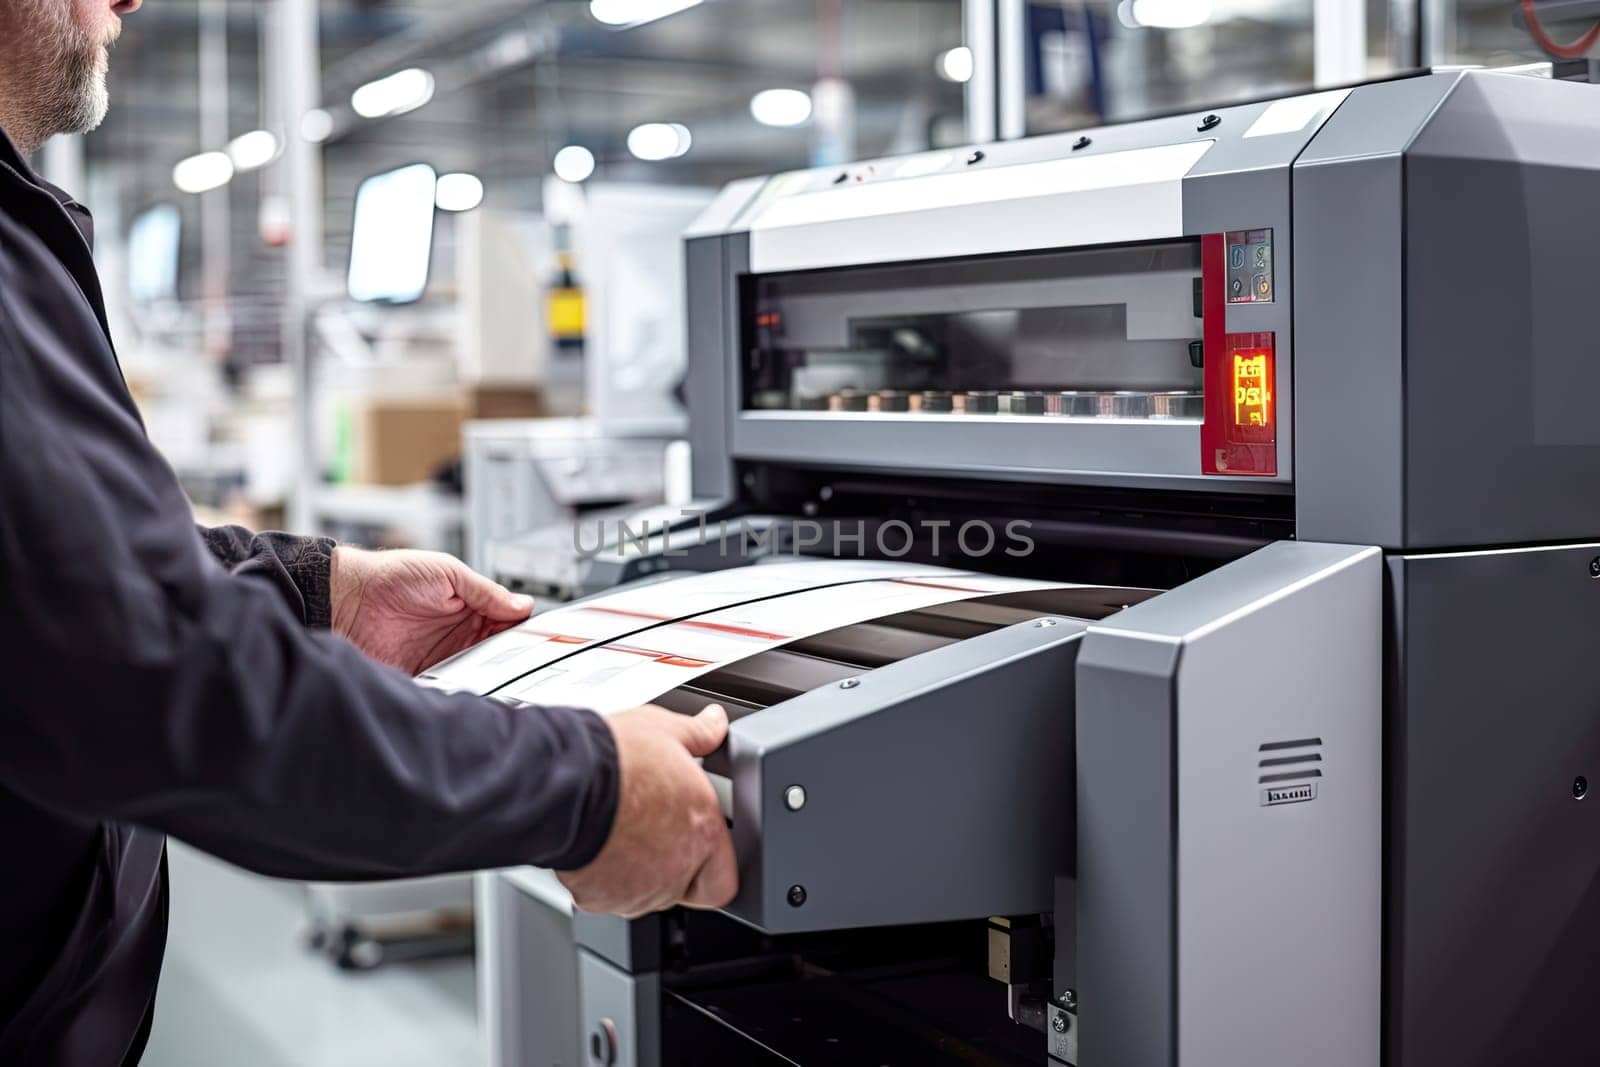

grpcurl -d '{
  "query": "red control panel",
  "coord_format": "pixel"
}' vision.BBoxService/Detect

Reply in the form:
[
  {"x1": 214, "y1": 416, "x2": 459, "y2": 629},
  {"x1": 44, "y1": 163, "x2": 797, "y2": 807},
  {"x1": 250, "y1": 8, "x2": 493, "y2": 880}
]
[{"x1": 1201, "y1": 232, "x2": 1277, "y2": 476}]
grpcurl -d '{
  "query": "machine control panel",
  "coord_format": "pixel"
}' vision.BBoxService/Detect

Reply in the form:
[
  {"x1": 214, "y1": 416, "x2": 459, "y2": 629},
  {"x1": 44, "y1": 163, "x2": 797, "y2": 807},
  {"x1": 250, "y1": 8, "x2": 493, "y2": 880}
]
[
  {"x1": 1201, "y1": 232, "x2": 1278, "y2": 476},
  {"x1": 1226, "y1": 228, "x2": 1274, "y2": 303}
]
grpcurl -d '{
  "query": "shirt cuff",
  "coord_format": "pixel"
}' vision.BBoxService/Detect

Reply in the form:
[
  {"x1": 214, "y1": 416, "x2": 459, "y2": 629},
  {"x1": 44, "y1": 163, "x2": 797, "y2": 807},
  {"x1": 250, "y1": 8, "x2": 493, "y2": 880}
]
[{"x1": 283, "y1": 536, "x2": 337, "y2": 629}]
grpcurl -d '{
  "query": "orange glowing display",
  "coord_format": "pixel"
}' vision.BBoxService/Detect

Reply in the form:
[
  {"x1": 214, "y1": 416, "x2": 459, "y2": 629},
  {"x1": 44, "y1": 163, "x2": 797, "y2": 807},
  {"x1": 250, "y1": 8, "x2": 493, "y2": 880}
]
[{"x1": 1232, "y1": 350, "x2": 1273, "y2": 432}]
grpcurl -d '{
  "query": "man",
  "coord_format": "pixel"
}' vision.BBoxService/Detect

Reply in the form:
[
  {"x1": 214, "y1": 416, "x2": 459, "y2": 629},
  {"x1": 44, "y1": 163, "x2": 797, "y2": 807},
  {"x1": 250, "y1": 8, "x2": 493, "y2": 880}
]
[{"x1": 0, "y1": 0, "x2": 737, "y2": 1063}]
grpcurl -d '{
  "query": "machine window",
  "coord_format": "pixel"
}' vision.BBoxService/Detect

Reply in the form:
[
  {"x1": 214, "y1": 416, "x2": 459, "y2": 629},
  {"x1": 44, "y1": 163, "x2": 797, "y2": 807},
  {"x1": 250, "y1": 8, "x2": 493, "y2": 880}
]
[{"x1": 743, "y1": 238, "x2": 1205, "y2": 420}]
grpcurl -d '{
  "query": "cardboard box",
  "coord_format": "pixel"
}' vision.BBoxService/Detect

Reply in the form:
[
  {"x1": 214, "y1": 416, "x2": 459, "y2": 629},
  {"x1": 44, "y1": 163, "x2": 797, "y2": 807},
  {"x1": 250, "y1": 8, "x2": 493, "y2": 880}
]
[
  {"x1": 465, "y1": 385, "x2": 548, "y2": 421},
  {"x1": 353, "y1": 397, "x2": 465, "y2": 485}
]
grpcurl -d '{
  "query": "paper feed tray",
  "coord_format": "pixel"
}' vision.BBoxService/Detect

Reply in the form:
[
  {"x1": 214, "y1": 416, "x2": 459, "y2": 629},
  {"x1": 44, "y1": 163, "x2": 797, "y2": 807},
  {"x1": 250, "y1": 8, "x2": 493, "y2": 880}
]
[{"x1": 420, "y1": 561, "x2": 1154, "y2": 934}]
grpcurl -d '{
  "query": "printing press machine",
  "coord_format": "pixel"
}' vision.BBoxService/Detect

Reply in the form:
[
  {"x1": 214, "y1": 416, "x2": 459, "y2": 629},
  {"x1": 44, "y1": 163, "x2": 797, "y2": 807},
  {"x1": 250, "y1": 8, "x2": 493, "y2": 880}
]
[{"x1": 464, "y1": 69, "x2": 1600, "y2": 1067}]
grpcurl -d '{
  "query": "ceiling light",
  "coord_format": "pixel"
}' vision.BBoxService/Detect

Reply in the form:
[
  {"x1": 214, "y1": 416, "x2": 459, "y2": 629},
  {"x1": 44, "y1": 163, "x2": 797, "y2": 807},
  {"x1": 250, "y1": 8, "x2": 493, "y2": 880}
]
[
  {"x1": 482, "y1": 30, "x2": 534, "y2": 71},
  {"x1": 435, "y1": 172, "x2": 484, "y2": 212},
  {"x1": 300, "y1": 108, "x2": 334, "y2": 143},
  {"x1": 937, "y1": 46, "x2": 975, "y2": 83},
  {"x1": 589, "y1": 0, "x2": 701, "y2": 27},
  {"x1": 226, "y1": 129, "x2": 279, "y2": 171},
  {"x1": 750, "y1": 88, "x2": 813, "y2": 128},
  {"x1": 172, "y1": 151, "x2": 235, "y2": 194},
  {"x1": 350, "y1": 68, "x2": 435, "y2": 119},
  {"x1": 1126, "y1": 0, "x2": 1213, "y2": 29},
  {"x1": 553, "y1": 145, "x2": 596, "y2": 183},
  {"x1": 626, "y1": 122, "x2": 691, "y2": 161}
]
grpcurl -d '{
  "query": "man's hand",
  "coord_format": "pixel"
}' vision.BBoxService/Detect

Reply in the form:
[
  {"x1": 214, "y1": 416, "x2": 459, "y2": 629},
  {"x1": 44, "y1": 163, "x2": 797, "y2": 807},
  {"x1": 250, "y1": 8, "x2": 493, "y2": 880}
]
[
  {"x1": 330, "y1": 547, "x2": 534, "y2": 675},
  {"x1": 558, "y1": 704, "x2": 737, "y2": 918}
]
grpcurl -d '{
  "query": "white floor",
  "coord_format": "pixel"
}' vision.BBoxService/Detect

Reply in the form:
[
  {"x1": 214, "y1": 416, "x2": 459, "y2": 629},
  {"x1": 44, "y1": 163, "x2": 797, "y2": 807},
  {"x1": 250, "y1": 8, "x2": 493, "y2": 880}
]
[{"x1": 142, "y1": 842, "x2": 481, "y2": 1067}]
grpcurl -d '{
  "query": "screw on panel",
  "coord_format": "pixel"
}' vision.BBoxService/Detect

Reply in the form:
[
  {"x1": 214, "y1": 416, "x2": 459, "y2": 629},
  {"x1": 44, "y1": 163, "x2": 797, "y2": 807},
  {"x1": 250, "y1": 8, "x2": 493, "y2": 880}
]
[
  {"x1": 589, "y1": 1018, "x2": 618, "y2": 1066},
  {"x1": 839, "y1": 677, "x2": 860, "y2": 689},
  {"x1": 1576, "y1": 776, "x2": 1589, "y2": 800},
  {"x1": 1052, "y1": 1013, "x2": 1069, "y2": 1033},
  {"x1": 1035, "y1": 618, "x2": 1058, "y2": 628},
  {"x1": 1072, "y1": 135, "x2": 1091, "y2": 150},
  {"x1": 1197, "y1": 113, "x2": 1221, "y2": 131},
  {"x1": 1589, "y1": 556, "x2": 1600, "y2": 578},
  {"x1": 784, "y1": 785, "x2": 807, "y2": 811},
  {"x1": 1061, "y1": 989, "x2": 1078, "y2": 1011},
  {"x1": 787, "y1": 884, "x2": 807, "y2": 907}
]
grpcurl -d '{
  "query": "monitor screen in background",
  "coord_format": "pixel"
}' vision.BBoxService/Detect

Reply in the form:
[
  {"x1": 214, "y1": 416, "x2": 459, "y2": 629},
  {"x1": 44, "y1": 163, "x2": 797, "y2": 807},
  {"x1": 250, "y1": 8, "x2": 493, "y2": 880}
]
[
  {"x1": 127, "y1": 203, "x2": 181, "y2": 304},
  {"x1": 347, "y1": 163, "x2": 437, "y2": 304}
]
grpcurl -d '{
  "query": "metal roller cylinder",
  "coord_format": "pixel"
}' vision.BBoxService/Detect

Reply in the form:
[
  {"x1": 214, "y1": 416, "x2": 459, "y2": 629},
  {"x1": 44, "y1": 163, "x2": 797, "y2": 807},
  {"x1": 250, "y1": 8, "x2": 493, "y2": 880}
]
[{"x1": 1149, "y1": 391, "x2": 1204, "y2": 419}]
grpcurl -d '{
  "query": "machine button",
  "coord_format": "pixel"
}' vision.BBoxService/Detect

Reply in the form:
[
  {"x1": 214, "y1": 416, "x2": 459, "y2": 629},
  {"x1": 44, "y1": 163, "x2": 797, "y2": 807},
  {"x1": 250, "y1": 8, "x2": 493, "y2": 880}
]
[
  {"x1": 589, "y1": 1018, "x2": 618, "y2": 1066},
  {"x1": 1254, "y1": 273, "x2": 1271, "y2": 299},
  {"x1": 1230, "y1": 245, "x2": 1246, "y2": 269},
  {"x1": 1230, "y1": 277, "x2": 1244, "y2": 297}
]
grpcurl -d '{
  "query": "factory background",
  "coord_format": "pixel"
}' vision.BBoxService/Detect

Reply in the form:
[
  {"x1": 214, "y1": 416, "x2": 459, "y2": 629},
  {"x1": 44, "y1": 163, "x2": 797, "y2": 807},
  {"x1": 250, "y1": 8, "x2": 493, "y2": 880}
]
[{"x1": 20, "y1": 1, "x2": 1592, "y2": 1065}]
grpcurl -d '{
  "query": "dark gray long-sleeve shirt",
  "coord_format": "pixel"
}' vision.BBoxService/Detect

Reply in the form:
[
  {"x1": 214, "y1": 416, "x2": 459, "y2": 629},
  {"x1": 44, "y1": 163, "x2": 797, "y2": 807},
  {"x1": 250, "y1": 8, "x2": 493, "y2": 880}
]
[{"x1": 0, "y1": 128, "x2": 619, "y2": 1065}]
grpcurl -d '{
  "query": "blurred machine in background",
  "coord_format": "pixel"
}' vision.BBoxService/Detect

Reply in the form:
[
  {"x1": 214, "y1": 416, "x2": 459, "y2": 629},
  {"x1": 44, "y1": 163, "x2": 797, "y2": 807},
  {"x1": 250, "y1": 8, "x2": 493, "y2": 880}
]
[
  {"x1": 463, "y1": 183, "x2": 711, "y2": 579},
  {"x1": 467, "y1": 67, "x2": 1600, "y2": 1067}
]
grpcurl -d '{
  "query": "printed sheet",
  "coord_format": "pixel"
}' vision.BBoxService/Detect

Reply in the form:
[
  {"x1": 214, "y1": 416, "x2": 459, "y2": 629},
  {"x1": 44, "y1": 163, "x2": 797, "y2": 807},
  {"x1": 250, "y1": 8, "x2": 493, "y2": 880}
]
[
  {"x1": 493, "y1": 570, "x2": 1065, "y2": 713},
  {"x1": 416, "y1": 560, "x2": 964, "y2": 696}
]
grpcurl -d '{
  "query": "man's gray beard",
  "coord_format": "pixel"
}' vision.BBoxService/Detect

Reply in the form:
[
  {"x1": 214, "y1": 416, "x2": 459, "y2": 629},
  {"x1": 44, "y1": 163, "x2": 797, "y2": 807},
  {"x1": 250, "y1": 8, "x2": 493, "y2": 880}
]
[
  {"x1": 47, "y1": 47, "x2": 110, "y2": 135},
  {"x1": 21, "y1": 0, "x2": 113, "y2": 138}
]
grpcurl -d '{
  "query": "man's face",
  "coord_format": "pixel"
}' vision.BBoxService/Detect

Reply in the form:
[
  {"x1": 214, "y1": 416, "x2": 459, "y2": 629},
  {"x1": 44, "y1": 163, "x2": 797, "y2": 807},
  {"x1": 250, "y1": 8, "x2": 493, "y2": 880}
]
[{"x1": 0, "y1": 0, "x2": 143, "y2": 143}]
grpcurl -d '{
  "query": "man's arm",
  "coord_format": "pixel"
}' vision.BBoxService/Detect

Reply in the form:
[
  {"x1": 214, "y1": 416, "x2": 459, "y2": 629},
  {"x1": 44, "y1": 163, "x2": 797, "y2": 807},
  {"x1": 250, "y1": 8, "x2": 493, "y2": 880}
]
[
  {"x1": 198, "y1": 525, "x2": 336, "y2": 627},
  {"x1": 0, "y1": 218, "x2": 618, "y2": 881},
  {"x1": 0, "y1": 204, "x2": 733, "y2": 907}
]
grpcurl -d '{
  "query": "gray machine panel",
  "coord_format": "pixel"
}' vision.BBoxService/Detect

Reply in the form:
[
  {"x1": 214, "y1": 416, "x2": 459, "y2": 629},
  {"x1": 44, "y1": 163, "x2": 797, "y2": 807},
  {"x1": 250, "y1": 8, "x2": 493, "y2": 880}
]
[
  {"x1": 1292, "y1": 149, "x2": 1409, "y2": 547},
  {"x1": 577, "y1": 950, "x2": 660, "y2": 1067},
  {"x1": 1401, "y1": 73, "x2": 1600, "y2": 546},
  {"x1": 1385, "y1": 541, "x2": 1600, "y2": 1067},
  {"x1": 728, "y1": 415, "x2": 1249, "y2": 494},
  {"x1": 684, "y1": 233, "x2": 737, "y2": 503},
  {"x1": 1076, "y1": 541, "x2": 1382, "y2": 1067},
  {"x1": 724, "y1": 615, "x2": 1089, "y2": 934},
  {"x1": 721, "y1": 90, "x2": 1345, "y2": 232},
  {"x1": 478, "y1": 870, "x2": 581, "y2": 1067},
  {"x1": 1295, "y1": 70, "x2": 1600, "y2": 548},
  {"x1": 1291, "y1": 73, "x2": 1461, "y2": 550},
  {"x1": 572, "y1": 911, "x2": 659, "y2": 974},
  {"x1": 1073, "y1": 626, "x2": 1179, "y2": 1067}
]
